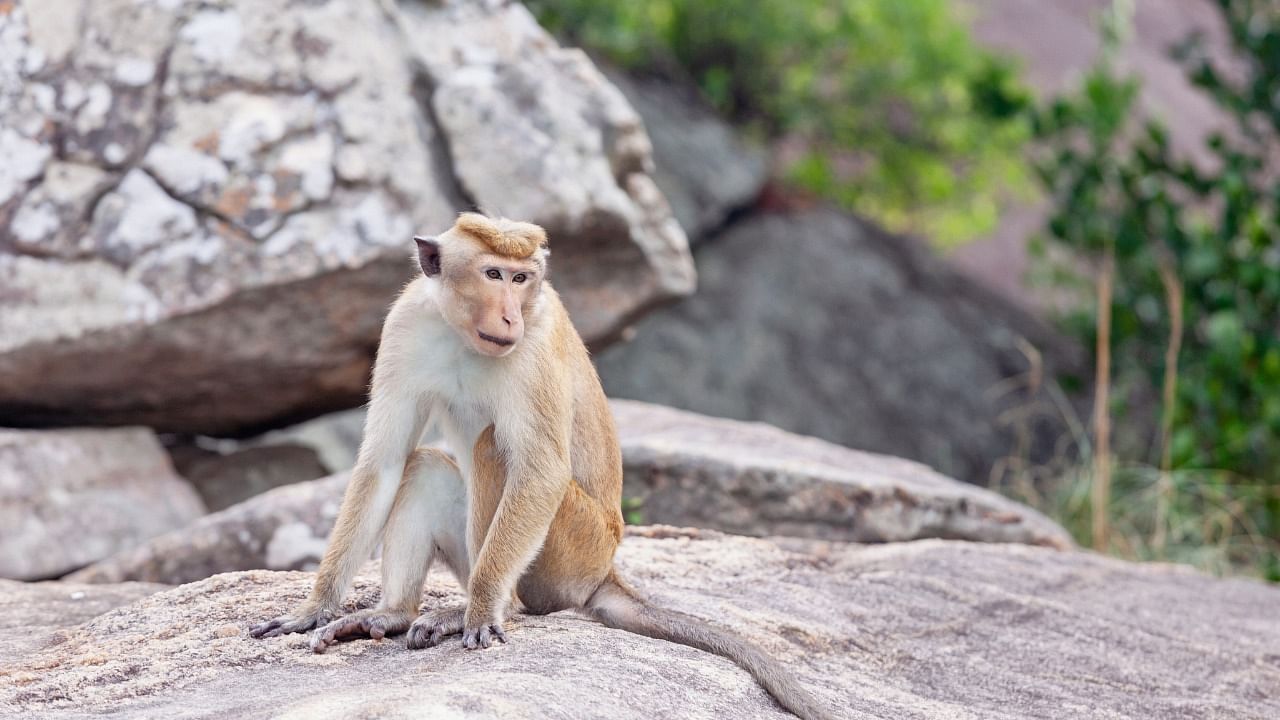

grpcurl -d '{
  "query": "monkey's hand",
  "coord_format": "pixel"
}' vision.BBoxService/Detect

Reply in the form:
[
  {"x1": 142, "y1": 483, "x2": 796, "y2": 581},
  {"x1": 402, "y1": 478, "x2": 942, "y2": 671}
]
[
  {"x1": 406, "y1": 605, "x2": 465, "y2": 649},
  {"x1": 460, "y1": 606, "x2": 508, "y2": 650},
  {"x1": 249, "y1": 602, "x2": 336, "y2": 639}
]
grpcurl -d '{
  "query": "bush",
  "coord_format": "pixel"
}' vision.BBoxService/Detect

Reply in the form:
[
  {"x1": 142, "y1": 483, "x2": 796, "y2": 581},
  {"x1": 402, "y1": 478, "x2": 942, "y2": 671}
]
[
  {"x1": 1028, "y1": 0, "x2": 1280, "y2": 578},
  {"x1": 528, "y1": 0, "x2": 1034, "y2": 244}
]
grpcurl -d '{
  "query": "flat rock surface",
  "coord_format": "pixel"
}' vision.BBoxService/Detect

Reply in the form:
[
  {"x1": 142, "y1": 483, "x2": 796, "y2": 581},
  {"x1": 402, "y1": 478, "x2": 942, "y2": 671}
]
[
  {"x1": 0, "y1": 0, "x2": 691, "y2": 435},
  {"x1": 71, "y1": 401, "x2": 1069, "y2": 585},
  {"x1": 0, "y1": 578, "x2": 168, "y2": 660},
  {"x1": 0, "y1": 427, "x2": 205, "y2": 580},
  {"x1": 6, "y1": 531, "x2": 1280, "y2": 719},
  {"x1": 598, "y1": 209, "x2": 1082, "y2": 485}
]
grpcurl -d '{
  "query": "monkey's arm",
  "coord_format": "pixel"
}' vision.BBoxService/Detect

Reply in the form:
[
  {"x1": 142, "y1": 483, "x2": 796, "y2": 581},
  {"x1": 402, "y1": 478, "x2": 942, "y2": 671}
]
[
  {"x1": 251, "y1": 360, "x2": 428, "y2": 638},
  {"x1": 462, "y1": 392, "x2": 572, "y2": 648}
]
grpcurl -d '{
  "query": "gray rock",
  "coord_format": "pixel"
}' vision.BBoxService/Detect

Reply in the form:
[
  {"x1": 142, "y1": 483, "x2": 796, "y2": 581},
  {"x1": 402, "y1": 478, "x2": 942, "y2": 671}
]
[
  {"x1": 245, "y1": 407, "x2": 368, "y2": 474},
  {"x1": 0, "y1": 0, "x2": 691, "y2": 435},
  {"x1": 613, "y1": 400, "x2": 1070, "y2": 548},
  {"x1": 597, "y1": 209, "x2": 1082, "y2": 484},
  {"x1": 396, "y1": 0, "x2": 695, "y2": 345},
  {"x1": 170, "y1": 442, "x2": 331, "y2": 512},
  {"x1": 67, "y1": 473, "x2": 347, "y2": 585},
  {"x1": 0, "y1": 427, "x2": 205, "y2": 580},
  {"x1": 0, "y1": 578, "x2": 167, "y2": 660},
  {"x1": 73, "y1": 401, "x2": 1068, "y2": 584},
  {"x1": 8, "y1": 531, "x2": 1280, "y2": 719},
  {"x1": 605, "y1": 68, "x2": 769, "y2": 241}
]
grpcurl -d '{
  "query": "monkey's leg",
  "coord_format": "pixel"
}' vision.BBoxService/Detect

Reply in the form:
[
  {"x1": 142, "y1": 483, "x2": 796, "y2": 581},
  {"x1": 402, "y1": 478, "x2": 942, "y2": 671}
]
[
  {"x1": 251, "y1": 385, "x2": 427, "y2": 639},
  {"x1": 408, "y1": 427, "x2": 517, "y2": 650},
  {"x1": 310, "y1": 449, "x2": 466, "y2": 653},
  {"x1": 461, "y1": 443, "x2": 570, "y2": 649}
]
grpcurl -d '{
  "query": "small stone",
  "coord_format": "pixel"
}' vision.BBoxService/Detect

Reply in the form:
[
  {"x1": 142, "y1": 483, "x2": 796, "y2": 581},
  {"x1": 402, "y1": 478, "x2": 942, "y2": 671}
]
[{"x1": 114, "y1": 57, "x2": 156, "y2": 87}]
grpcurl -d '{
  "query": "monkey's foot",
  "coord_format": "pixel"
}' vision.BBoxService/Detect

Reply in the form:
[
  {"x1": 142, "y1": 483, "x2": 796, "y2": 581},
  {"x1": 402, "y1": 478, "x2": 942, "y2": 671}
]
[
  {"x1": 407, "y1": 606, "x2": 474, "y2": 649},
  {"x1": 308, "y1": 608, "x2": 415, "y2": 653},
  {"x1": 250, "y1": 605, "x2": 336, "y2": 639}
]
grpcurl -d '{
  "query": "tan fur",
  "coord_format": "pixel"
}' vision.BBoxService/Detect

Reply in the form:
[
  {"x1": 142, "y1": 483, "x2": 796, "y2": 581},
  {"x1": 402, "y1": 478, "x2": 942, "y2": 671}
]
[
  {"x1": 250, "y1": 214, "x2": 827, "y2": 720},
  {"x1": 455, "y1": 212, "x2": 547, "y2": 259}
]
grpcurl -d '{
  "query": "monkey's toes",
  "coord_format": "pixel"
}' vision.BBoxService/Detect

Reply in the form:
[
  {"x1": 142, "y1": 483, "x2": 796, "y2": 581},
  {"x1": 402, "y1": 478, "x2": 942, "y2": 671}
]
[
  {"x1": 462, "y1": 623, "x2": 507, "y2": 650},
  {"x1": 309, "y1": 610, "x2": 412, "y2": 653},
  {"x1": 250, "y1": 609, "x2": 332, "y2": 639}
]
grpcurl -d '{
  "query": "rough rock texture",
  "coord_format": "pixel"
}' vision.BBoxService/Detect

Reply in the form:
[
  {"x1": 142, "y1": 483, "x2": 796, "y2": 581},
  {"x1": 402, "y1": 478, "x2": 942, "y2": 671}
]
[
  {"x1": 8, "y1": 532, "x2": 1280, "y2": 719},
  {"x1": 0, "y1": 0, "x2": 692, "y2": 435},
  {"x1": 171, "y1": 442, "x2": 331, "y2": 512},
  {"x1": 597, "y1": 209, "x2": 1082, "y2": 485},
  {"x1": 613, "y1": 400, "x2": 1070, "y2": 548},
  {"x1": 605, "y1": 68, "x2": 768, "y2": 241},
  {"x1": 73, "y1": 401, "x2": 1069, "y2": 584},
  {"x1": 0, "y1": 578, "x2": 167, "y2": 660},
  {"x1": 398, "y1": 1, "x2": 695, "y2": 345},
  {"x1": 0, "y1": 427, "x2": 205, "y2": 580},
  {"x1": 68, "y1": 473, "x2": 347, "y2": 585}
]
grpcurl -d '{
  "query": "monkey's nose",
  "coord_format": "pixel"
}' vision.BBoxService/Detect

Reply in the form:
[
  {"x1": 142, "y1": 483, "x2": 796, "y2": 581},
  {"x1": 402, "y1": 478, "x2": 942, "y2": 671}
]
[{"x1": 502, "y1": 316, "x2": 513, "y2": 327}]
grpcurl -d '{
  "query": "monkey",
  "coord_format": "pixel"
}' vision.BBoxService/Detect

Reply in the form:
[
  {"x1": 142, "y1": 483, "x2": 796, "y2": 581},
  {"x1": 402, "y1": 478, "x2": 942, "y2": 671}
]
[{"x1": 249, "y1": 213, "x2": 828, "y2": 720}]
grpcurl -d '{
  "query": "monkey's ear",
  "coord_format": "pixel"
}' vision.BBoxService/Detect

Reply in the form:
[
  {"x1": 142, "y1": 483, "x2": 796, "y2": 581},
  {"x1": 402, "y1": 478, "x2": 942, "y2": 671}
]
[{"x1": 415, "y1": 236, "x2": 441, "y2": 277}]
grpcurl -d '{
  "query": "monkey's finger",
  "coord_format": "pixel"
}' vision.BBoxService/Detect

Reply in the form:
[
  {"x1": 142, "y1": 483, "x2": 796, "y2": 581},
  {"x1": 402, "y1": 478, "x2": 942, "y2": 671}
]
[
  {"x1": 428, "y1": 628, "x2": 444, "y2": 647},
  {"x1": 491, "y1": 625, "x2": 507, "y2": 644},
  {"x1": 478, "y1": 626, "x2": 492, "y2": 649},
  {"x1": 370, "y1": 623, "x2": 386, "y2": 640},
  {"x1": 253, "y1": 622, "x2": 286, "y2": 638},
  {"x1": 249, "y1": 619, "x2": 282, "y2": 638},
  {"x1": 308, "y1": 632, "x2": 330, "y2": 654}
]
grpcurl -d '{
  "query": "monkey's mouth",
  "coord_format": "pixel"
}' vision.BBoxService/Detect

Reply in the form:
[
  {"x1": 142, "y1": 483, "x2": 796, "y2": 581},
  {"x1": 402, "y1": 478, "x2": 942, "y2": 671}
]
[{"x1": 477, "y1": 331, "x2": 515, "y2": 348}]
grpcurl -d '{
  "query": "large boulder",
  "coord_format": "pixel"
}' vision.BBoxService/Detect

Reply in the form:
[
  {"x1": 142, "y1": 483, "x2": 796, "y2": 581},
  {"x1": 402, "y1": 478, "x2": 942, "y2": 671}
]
[
  {"x1": 604, "y1": 68, "x2": 769, "y2": 241},
  {"x1": 597, "y1": 209, "x2": 1082, "y2": 485},
  {"x1": 8, "y1": 531, "x2": 1280, "y2": 718},
  {"x1": 0, "y1": 0, "x2": 692, "y2": 436},
  {"x1": 68, "y1": 473, "x2": 346, "y2": 585},
  {"x1": 0, "y1": 427, "x2": 205, "y2": 580},
  {"x1": 614, "y1": 400, "x2": 1069, "y2": 548},
  {"x1": 71, "y1": 401, "x2": 1069, "y2": 585}
]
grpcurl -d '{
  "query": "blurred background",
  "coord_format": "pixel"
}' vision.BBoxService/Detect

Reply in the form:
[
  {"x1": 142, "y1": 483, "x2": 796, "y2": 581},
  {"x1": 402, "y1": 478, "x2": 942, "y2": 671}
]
[{"x1": 1, "y1": 0, "x2": 1277, "y2": 584}]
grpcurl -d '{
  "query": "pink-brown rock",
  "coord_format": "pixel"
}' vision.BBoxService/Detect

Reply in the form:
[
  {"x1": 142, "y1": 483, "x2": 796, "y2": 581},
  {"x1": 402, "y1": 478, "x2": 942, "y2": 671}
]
[{"x1": 5, "y1": 531, "x2": 1279, "y2": 719}]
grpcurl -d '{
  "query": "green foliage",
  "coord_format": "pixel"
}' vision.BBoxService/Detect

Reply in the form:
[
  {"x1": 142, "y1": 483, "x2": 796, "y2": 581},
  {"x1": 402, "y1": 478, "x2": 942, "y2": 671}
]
[
  {"x1": 621, "y1": 496, "x2": 645, "y2": 525},
  {"x1": 1001, "y1": 457, "x2": 1279, "y2": 579},
  {"x1": 528, "y1": 0, "x2": 1034, "y2": 244},
  {"x1": 1030, "y1": 0, "x2": 1280, "y2": 577}
]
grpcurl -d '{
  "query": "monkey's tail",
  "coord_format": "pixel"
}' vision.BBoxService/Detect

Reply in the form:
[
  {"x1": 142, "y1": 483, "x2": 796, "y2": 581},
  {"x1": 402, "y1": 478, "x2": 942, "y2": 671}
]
[{"x1": 586, "y1": 572, "x2": 831, "y2": 720}]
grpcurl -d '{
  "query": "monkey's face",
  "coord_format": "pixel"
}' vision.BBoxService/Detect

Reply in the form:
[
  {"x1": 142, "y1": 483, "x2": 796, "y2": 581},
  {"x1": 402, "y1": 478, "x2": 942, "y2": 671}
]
[
  {"x1": 416, "y1": 235, "x2": 544, "y2": 358},
  {"x1": 450, "y1": 255, "x2": 542, "y2": 358}
]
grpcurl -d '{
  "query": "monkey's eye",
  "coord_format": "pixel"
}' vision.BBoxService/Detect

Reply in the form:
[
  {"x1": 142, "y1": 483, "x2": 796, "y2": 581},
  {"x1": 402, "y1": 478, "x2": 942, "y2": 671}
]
[
  {"x1": 485, "y1": 269, "x2": 502, "y2": 281},
  {"x1": 512, "y1": 273, "x2": 528, "y2": 284}
]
